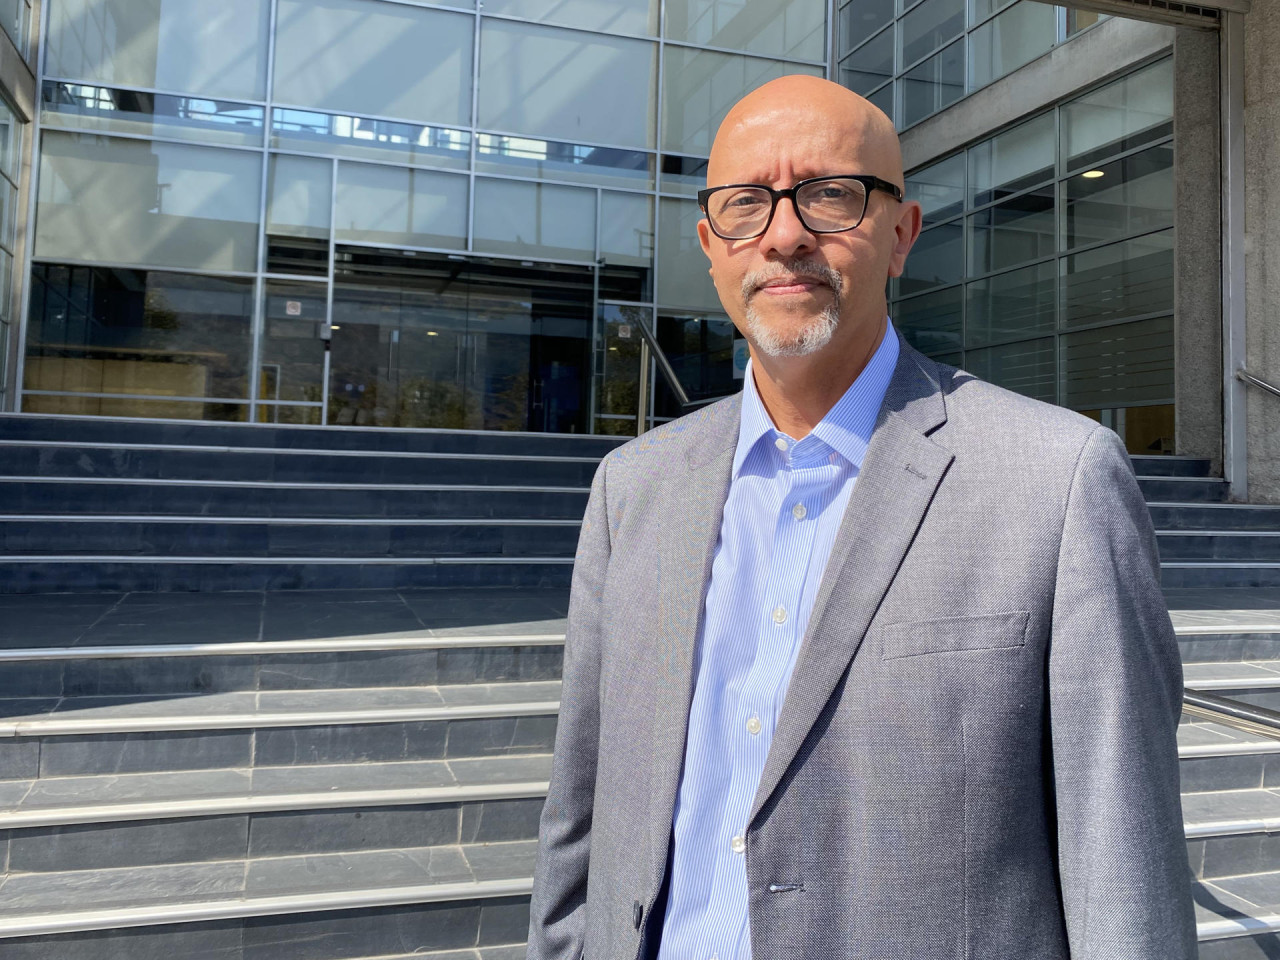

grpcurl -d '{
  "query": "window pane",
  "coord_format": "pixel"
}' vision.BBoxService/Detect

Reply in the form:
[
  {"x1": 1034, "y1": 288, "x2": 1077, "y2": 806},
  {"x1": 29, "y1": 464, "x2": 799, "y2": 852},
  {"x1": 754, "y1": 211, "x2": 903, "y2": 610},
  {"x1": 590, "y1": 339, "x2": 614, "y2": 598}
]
[
  {"x1": 662, "y1": 48, "x2": 822, "y2": 155},
  {"x1": 901, "y1": 0, "x2": 964, "y2": 66},
  {"x1": 965, "y1": 261, "x2": 1055, "y2": 348},
  {"x1": 46, "y1": 0, "x2": 269, "y2": 101},
  {"x1": 24, "y1": 264, "x2": 254, "y2": 403},
  {"x1": 894, "y1": 285, "x2": 962, "y2": 356},
  {"x1": 1061, "y1": 143, "x2": 1173, "y2": 249},
  {"x1": 968, "y1": 111, "x2": 1053, "y2": 206},
  {"x1": 479, "y1": 21, "x2": 656, "y2": 151},
  {"x1": 657, "y1": 198, "x2": 720, "y2": 310},
  {"x1": 906, "y1": 152, "x2": 964, "y2": 225},
  {"x1": 840, "y1": 25, "x2": 894, "y2": 95},
  {"x1": 473, "y1": 179, "x2": 597, "y2": 261},
  {"x1": 36, "y1": 132, "x2": 261, "y2": 272},
  {"x1": 1062, "y1": 57, "x2": 1173, "y2": 172},
  {"x1": 968, "y1": 0, "x2": 1055, "y2": 90},
  {"x1": 482, "y1": 0, "x2": 656, "y2": 35},
  {"x1": 841, "y1": 0, "x2": 894, "y2": 50},
  {"x1": 477, "y1": 136, "x2": 654, "y2": 190},
  {"x1": 1061, "y1": 230, "x2": 1173, "y2": 328},
  {"x1": 654, "y1": 312, "x2": 737, "y2": 416},
  {"x1": 261, "y1": 280, "x2": 327, "y2": 404},
  {"x1": 660, "y1": 155, "x2": 709, "y2": 197},
  {"x1": 42, "y1": 82, "x2": 265, "y2": 148},
  {"x1": 274, "y1": 0, "x2": 473, "y2": 127},
  {"x1": 899, "y1": 38, "x2": 964, "y2": 128},
  {"x1": 270, "y1": 109, "x2": 470, "y2": 171},
  {"x1": 965, "y1": 336, "x2": 1055, "y2": 402},
  {"x1": 1061, "y1": 315, "x2": 1173, "y2": 409},
  {"x1": 601, "y1": 192, "x2": 654, "y2": 268},
  {"x1": 667, "y1": 0, "x2": 825, "y2": 62},
  {"x1": 868, "y1": 83, "x2": 894, "y2": 126},
  {"x1": 969, "y1": 0, "x2": 1016, "y2": 26},
  {"x1": 968, "y1": 183, "x2": 1054, "y2": 273},
  {"x1": 0, "y1": 95, "x2": 16, "y2": 183},
  {"x1": 267, "y1": 155, "x2": 331, "y2": 276},
  {"x1": 897, "y1": 220, "x2": 963, "y2": 295},
  {"x1": 334, "y1": 162, "x2": 467, "y2": 250}
]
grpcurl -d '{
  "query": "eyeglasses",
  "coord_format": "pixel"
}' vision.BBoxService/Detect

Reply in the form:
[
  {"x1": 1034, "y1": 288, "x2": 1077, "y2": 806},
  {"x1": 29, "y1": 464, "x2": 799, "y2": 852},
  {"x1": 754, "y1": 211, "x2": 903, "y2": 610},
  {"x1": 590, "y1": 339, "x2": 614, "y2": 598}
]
[{"x1": 697, "y1": 174, "x2": 904, "y2": 241}]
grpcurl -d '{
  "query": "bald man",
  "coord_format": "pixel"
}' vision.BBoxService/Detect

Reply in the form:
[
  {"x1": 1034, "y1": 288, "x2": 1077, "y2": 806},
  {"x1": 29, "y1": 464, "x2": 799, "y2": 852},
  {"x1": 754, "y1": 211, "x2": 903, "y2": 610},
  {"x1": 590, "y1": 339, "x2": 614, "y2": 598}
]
[{"x1": 527, "y1": 77, "x2": 1195, "y2": 960}]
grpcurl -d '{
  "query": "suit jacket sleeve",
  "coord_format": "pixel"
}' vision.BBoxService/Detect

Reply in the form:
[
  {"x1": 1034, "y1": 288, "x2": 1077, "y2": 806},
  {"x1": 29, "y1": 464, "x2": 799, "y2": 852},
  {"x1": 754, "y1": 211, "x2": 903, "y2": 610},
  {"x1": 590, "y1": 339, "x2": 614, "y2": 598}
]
[
  {"x1": 526, "y1": 455, "x2": 612, "y2": 960},
  {"x1": 1049, "y1": 426, "x2": 1197, "y2": 957}
]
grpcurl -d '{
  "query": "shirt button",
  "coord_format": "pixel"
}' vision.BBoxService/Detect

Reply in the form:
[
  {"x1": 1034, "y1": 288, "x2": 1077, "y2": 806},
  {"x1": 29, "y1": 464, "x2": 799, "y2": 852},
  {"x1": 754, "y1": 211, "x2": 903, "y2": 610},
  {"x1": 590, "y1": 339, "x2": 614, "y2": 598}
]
[
  {"x1": 774, "y1": 437, "x2": 788, "y2": 452},
  {"x1": 746, "y1": 716, "x2": 762, "y2": 735},
  {"x1": 791, "y1": 502, "x2": 806, "y2": 520},
  {"x1": 772, "y1": 606, "x2": 787, "y2": 625},
  {"x1": 730, "y1": 835, "x2": 746, "y2": 854}
]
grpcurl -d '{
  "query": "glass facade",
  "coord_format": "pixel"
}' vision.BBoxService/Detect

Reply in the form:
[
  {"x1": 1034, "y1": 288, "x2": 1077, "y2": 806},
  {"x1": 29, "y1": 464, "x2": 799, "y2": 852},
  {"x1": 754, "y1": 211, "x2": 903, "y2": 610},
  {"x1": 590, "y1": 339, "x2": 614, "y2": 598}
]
[
  {"x1": 891, "y1": 58, "x2": 1176, "y2": 454},
  {"x1": 23, "y1": 0, "x2": 826, "y2": 430},
  {"x1": 838, "y1": 0, "x2": 1109, "y2": 130}
]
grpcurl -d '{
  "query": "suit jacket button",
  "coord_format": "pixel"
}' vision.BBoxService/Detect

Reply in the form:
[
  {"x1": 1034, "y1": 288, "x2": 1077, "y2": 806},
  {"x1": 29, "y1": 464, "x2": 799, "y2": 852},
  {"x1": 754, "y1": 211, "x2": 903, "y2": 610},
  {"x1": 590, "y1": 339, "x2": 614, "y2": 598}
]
[{"x1": 633, "y1": 900, "x2": 643, "y2": 928}]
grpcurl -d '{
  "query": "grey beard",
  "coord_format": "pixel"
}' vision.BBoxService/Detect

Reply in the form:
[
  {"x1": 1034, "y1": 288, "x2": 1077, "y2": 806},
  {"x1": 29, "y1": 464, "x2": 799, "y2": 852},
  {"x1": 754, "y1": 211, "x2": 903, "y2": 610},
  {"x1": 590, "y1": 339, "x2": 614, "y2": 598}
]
[{"x1": 741, "y1": 260, "x2": 844, "y2": 359}]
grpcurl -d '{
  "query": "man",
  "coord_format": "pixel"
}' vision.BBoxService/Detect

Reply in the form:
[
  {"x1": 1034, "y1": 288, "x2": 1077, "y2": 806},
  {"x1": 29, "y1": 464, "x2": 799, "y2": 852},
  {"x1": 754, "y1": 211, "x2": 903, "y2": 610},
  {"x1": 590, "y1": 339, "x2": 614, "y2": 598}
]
[{"x1": 528, "y1": 76, "x2": 1195, "y2": 960}]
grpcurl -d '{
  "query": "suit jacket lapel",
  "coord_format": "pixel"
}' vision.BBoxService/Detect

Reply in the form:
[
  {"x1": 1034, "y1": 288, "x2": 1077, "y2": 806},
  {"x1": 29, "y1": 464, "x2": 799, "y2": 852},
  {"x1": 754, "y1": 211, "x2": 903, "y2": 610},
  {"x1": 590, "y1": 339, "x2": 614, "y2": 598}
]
[
  {"x1": 645, "y1": 397, "x2": 740, "y2": 893},
  {"x1": 749, "y1": 345, "x2": 955, "y2": 824}
]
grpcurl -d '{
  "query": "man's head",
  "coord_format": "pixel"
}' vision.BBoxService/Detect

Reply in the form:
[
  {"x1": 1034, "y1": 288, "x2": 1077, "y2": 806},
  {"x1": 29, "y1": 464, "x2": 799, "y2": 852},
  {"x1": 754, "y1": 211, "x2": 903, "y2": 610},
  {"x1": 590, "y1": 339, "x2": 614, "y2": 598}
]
[{"x1": 697, "y1": 76, "x2": 921, "y2": 361}]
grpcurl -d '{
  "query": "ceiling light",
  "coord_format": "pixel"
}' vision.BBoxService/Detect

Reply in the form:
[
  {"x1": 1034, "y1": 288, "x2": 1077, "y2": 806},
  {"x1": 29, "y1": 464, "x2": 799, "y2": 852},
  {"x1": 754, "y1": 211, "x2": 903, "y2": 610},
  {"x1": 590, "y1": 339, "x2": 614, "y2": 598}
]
[
  {"x1": 427, "y1": 331, "x2": 438, "y2": 336},
  {"x1": 1081, "y1": 170, "x2": 1106, "y2": 179}
]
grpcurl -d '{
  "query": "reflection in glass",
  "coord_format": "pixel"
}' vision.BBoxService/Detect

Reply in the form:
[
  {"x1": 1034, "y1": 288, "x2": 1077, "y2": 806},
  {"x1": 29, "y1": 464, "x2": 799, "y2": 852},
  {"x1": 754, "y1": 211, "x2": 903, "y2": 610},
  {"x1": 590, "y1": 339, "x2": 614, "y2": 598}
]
[
  {"x1": 1066, "y1": 9, "x2": 1107, "y2": 35},
  {"x1": 334, "y1": 163, "x2": 468, "y2": 251},
  {"x1": 868, "y1": 83, "x2": 894, "y2": 125},
  {"x1": 965, "y1": 336, "x2": 1055, "y2": 402},
  {"x1": 36, "y1": 132, "x2": 261, "y2": 272},
  {"x1": 965, "y1": 261, "x2": 1055, "y2": 348},
  {"x1": 42, "y1": 82, "x2": 264, "y2": 147},
  {"x1": 473, "y1": 179, "x2": 596, "y2": 261},
  {"x1": 1061, "y1": 230, "x2": 1173, "y2": 328},
  {"x1": 968, "y1": 111, "x2": 1053, "y2": 206},
  {"x1": 840, "y1": 0, "x2": 894, "y2": 52},
  {"x1": 658, "y1": 198, "x2": 721, "y2": 311},
  {"x1": 595, "y1": 303, "x2": 648, "y2": 434},
  {"x1": 329, "y1": 249, "x2": 592, "y2": 432},
  {"x1": 901, "y1": 0, "x2": 965, "y2": 66},
  {"x1": 477, "y1": 135, "x2": 653, "y2": 189},
  {"x1": 968, "y1": 0, "x2": 1055, "y2": 90},
  {"x1": 0, "y1": 95, "x2": 14, "y2": 183},
  {"x1": 482, "y1": 0, "x2": 656, "y2": 36},
  {"x1": 969, "y1": 0, "x2": 1017, "y2": 26},
  {"x1": 260, "y1": 280, "x2": 327, "y2": 405},
  {"x1": 24, "y1": 264, "x2": 254, "y2": 416},
  {"x1": 655, "y1": 313, "x2": 737, "y2": 417},
  {"x1": 274, "y1": 0, "x2": 473, "y2": 127},
  {"x1": 840, "y1": 26, "x2": 894, "y2": 95},
  {"x1": 1061, "y1": 144, "x2": 1173, "y2": 249},
  {"x1": 666, "y1": 0, "x2": 825, "y2": 62},
  {"x1": 46, "y1": 0, "x2": 270, "y2": 101},
  {"x1": 479, "y1": 21, "x2": 656, "y2": 151},
  {"x1": 0, "y1": 0, "x2": 26, "y2": 55},
  {"x1": 1062, "y1": 315, "x2": 1173, "y2": 410},
  {"x1": 600, "y1": 192, "x2": 654, "y2": 269},
  {"x1": 660, "y1": 155, "x2": 709, "y2": 196},
  {"x1": 906, "y1": 152, "x2": 964, "y2": 225},
  {"x1": 267, "y1": 155, "x2": 332, "y2": 276},
  {"x1": 662, "y1": 47, "x2": 822, "y2": 155},
  {"x1": 896, "y1": 221, "x2": 963, "y2": 295},
  {"x1": 899, "y1": 39, "x2": 964, "y2": 128},
  {"x1": 894, "y1": 285, "x2": 962, "y2": 356},
  {"x1": 968, "y1": 183, "x2": 1055, "y2": 273},
  {"x1": 271, "y1": 109, "x2": 470, "y2": 170},
  {"x1": 1061, "y1": 57, "x2": 1173, "y2": 172}
]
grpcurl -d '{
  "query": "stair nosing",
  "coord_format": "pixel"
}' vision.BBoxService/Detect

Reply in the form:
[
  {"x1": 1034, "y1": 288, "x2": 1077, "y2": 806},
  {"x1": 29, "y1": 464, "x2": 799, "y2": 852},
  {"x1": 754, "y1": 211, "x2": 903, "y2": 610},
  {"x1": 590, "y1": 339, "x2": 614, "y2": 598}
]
[
  {"x1": 0, "y1": 476, "x2": 591, "y2": 493},
  {"x1": 1199, "y1": 907, "x2": 1280, "y2": 942},
  {"x1": 0, "y1": 515, "x2": 583, "y2": 527},
  {"x1": 0, "y1": 556, "x2": 576, "y2": 564},
  {"x1": 0, "y1": 439, "x2": 601, "y2": 464}
]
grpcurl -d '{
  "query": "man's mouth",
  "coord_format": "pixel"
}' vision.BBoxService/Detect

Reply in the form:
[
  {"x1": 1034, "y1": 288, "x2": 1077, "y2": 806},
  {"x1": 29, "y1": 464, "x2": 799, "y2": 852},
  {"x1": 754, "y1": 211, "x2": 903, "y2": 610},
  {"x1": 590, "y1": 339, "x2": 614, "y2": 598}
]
[{"x1": 754, "y1": 277, "x2": 828, "y2": 296}]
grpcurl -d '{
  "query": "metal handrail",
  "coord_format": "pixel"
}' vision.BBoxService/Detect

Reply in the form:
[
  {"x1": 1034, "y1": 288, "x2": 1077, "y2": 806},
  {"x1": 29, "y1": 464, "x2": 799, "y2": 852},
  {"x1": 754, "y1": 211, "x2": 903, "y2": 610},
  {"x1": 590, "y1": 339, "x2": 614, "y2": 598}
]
[
  {"x1": 1184, "y1": 688, "x2": 1280, "y2": 742},
  {"x1": 1236, "y1": 367, "x2": 1280, "y2": 399},
  {"x1": 631, "y1": 317, "x2": 729, "y2": 434}
]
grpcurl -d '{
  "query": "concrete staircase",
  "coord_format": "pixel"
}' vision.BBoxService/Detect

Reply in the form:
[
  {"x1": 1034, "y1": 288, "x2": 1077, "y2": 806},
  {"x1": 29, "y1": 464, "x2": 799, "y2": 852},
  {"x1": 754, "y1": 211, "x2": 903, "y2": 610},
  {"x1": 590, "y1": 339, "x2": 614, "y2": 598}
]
[{"x1": 0, "y1": 418, "x2": 1276, "y2": 956}]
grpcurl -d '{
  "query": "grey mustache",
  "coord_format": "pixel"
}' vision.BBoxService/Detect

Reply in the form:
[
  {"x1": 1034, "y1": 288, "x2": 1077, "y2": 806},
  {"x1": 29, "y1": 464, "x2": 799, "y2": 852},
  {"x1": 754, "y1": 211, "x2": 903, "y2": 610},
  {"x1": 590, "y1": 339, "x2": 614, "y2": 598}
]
[{"x1": 741, "y1": 260, "x2": 844, "y2": 297}]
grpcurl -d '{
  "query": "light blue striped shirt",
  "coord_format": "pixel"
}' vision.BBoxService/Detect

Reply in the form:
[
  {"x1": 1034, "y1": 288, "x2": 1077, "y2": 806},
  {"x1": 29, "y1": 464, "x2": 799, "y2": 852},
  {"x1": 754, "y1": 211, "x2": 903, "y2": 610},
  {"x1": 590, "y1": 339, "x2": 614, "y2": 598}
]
[{"x1": 656, "y1": 322, "x2": 900, "y2": 960}]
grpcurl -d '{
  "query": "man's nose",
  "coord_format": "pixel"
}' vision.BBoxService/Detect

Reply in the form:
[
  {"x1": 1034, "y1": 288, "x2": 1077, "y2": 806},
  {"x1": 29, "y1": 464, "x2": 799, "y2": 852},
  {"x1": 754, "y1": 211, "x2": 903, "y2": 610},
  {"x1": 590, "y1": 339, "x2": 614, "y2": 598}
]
[{"x1": 759, "y1": 195, "x2": 816, "y2": 259}]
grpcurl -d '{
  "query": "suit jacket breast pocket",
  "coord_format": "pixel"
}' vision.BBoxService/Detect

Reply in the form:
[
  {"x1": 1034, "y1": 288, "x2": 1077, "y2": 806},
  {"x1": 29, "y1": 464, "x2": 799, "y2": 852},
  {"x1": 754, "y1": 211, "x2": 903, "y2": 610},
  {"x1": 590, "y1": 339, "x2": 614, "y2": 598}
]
[{"x1": 877, "y1": 610, "x2": 1030, "y2": 660}]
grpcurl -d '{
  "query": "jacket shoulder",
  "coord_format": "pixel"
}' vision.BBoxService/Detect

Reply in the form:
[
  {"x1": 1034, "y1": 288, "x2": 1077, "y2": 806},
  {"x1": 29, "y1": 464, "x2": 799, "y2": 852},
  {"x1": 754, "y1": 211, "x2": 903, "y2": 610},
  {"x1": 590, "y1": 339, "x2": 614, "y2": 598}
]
[{"x1": 596, "y1": 393, "x2": 741, "y2": 479}]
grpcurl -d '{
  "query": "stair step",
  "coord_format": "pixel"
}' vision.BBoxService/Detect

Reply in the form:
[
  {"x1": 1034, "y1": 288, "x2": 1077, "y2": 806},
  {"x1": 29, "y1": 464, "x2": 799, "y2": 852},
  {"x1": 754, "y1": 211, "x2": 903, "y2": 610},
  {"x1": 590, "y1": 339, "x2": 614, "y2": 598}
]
[
  {"x1": 1159, "y1": 531, "x2": 1280, "y2": 562},
  {"x1": 1196, "y1": 871, "x2": 1280, "y2": 956},
  {"x1": 0, "y1": 837, "x2": 538, "y2": 939},
  {"x1": 1137, "y1": 476, "x2": 1229, "y2": 502},
  {"x1": 1130, "y1": 456, "x2": 1213, "y2": 478},
  {"x1": 1162, "y1": 563, "x2": 1280, "y2": 590},
  {"x1": 1150, "y1": 502, "x2": 1280, "y2": 531}
]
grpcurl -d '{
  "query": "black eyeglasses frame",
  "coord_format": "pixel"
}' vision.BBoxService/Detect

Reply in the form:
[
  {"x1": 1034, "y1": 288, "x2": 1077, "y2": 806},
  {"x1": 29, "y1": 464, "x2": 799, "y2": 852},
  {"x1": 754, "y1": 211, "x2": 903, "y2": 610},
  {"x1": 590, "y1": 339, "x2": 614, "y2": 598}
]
[{"x1": 696, "y1": 174, "x2": 905, "y2": 241}]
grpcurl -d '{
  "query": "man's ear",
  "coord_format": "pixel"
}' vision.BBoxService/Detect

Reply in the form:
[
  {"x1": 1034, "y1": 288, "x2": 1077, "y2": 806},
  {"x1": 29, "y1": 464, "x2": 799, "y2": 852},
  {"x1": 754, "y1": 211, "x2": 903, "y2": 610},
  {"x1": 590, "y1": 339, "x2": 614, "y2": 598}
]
[
  {"x1": 886, "y1": 201, "x2": 923, "y2": 279},
  {"x1": 697, "y1": 216, "x2": 714, "y2": 271}
]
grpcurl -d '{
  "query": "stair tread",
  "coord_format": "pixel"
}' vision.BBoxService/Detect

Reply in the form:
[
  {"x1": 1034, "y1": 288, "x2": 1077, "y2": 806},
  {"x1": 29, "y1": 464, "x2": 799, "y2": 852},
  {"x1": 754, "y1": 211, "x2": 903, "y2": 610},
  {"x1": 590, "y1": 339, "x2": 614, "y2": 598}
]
[
  {"x1": 0, "y1": 755, "x2": 553, "y2": 826},
  {"x1": 1178, "y1": 720, "x2": 1280, "y2": 756},
  {"x1": 1183, "y1": 661, "x2": 1280, "y2": 687},
  {"x1": 0, "y1": 838, "x2": 539, "y2": 928},
  {"x1": 1197, "y1": 871, "x2": 1280, "y2": 937},
  {"x1": 1183, "y1": 788, "x2": 1280, "y2": 835}
]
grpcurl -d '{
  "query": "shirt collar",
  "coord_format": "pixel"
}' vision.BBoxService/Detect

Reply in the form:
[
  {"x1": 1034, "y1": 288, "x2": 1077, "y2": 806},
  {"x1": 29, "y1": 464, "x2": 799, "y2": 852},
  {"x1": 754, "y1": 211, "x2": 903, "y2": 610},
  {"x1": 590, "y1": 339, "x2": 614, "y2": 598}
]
[{"x1": 733, "y1": 319, "x2": 900, "y2": 477}]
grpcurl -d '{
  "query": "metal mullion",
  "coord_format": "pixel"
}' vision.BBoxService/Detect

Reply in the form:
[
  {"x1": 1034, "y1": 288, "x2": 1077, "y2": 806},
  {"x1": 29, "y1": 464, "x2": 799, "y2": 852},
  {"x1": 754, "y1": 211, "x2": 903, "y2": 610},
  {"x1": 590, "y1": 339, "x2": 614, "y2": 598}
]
[
  {"x1": 33, "y1": 126, "x2": 266, "y2": 156},
  {"x1": 1221, "y1": 10, "x2": 1246, "y2": 497},
  {"x1": 474, "y1": 123, "x2": 654, "y2": 156},
  {"x1": 39, "y1": 75, "x2": 269, "y2": 108},
  {"x1": 267, "y1": 147, "x2": 470, "y2": 180},
  {"x1": 28, "y1": 257, "x2": 259, "y2": 279},
  {"x1": 24, "y1": 390, "x2": 251, "y2": 405},
  {"x1": 249, "y1": 0, "x2": 279, "y2": 426},
  {"x1": 261, "y1": 272, "x2": 328, "y2": 284},
  {"x1": 828, "y1": 0, "x2": 838, "y2": 76},
  {"x1": 1060, "y1": 133, "x2": 1175, "y2": 180},
  {"x1": 323, "y1": 157, "x2": 337, "y2": 427},
  {"x1": 1059, "y1": 223, "x2": 1174, "y2": 261},
  {"x1": 331, "y1": 239, "x2": 599, "y2": 270},
  {"x1": 465, "y1": 6, "x2": 659, "y2": 45},
  {"x1": 471, "y1": 166, "x2": 654, "y2": 197},
  {"x1": 467, "y1": 5, "x2": 481, "y2": 253},
  {"x1": 658, "y1": 35, "x2": 827, "y2": 68},
  {"x1": 897, "y1": 31, "x2": 964, "y2": 81},
  {"x1": 598, "y1": 299, "x2": 655, "y2": 308},
  {"x1": 1057, "y1": 310, "x2": 1176, "y2": 338}
]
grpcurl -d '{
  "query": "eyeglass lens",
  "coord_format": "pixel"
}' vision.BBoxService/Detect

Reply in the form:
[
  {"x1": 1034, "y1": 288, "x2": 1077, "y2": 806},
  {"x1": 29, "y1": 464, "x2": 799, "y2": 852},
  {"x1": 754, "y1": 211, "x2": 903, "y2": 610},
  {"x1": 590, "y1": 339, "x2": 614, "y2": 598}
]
[{"x1": 706, "y1": 178, "x2": 869, "y2": 238}]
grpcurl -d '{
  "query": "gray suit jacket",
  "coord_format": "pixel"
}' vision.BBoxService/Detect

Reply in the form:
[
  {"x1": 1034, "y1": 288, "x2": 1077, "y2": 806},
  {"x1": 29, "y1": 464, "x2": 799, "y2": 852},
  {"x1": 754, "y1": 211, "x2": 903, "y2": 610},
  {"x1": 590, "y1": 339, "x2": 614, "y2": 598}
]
[{"x1": 528, "y1": 336, "x2": 1196, "y2": 960}]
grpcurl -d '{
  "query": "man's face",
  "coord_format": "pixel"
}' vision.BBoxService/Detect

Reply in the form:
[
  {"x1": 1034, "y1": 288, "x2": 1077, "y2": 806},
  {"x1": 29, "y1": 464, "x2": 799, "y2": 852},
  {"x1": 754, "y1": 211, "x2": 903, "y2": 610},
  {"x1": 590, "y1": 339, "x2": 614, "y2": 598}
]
[{"x1": 697, "y1": 100, "x2": 920, "y2": 360}]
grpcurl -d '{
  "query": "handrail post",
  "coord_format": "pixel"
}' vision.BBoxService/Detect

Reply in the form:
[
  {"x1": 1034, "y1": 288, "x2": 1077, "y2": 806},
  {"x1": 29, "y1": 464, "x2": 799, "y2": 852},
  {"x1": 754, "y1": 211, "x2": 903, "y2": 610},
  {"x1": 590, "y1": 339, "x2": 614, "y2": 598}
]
[{"x1": 636, "y1": 339, "x2": 651, "y2": 436}]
